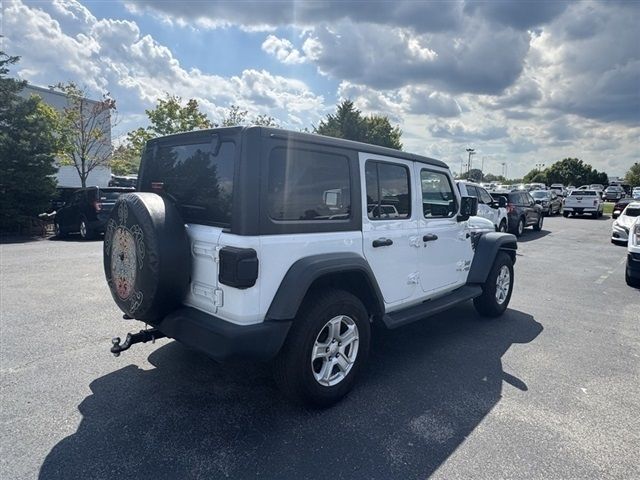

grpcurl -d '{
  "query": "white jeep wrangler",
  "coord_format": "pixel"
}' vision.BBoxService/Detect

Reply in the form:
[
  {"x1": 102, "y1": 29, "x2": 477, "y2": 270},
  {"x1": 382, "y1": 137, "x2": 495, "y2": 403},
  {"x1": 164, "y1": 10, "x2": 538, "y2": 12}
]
[{"x1": 104, "y1": 127, "x2": 517, "y2": 406}]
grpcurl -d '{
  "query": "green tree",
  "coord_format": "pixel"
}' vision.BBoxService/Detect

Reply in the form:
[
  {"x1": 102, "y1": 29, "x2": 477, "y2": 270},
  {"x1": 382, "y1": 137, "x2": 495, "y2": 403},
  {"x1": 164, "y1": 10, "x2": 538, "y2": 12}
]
[
  {"x1": 459, "y1": 168, "x2": 483, "y2": 182},
  {"x1": 146, "y1": 94, "x2": 213, "y2": 135},
  {"x1": 0, "y1": 52, "x2": 58, "y2": 231},
  {"x1": 54, "y1": 82, "x2": 116, "y2": 187},
  {"x1": 544, "y1": 158, "x2": 608, "y2": 187},
  {"x1": 315, "y1": 100, "x2": 402, "y2": 149},
  {"x1": 624, "y1": 162, "x2": 640, "y2": 187},
  {"x1": 523, "y1": 169, "x2": 548, "y2": 184},
  {"x1": 484, "y1": 173, "x2": 506, "y2": 183}
]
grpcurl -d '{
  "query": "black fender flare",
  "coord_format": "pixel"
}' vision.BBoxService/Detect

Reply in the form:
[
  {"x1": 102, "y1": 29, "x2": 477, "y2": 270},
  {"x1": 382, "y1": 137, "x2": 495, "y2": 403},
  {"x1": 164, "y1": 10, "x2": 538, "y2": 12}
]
[
  {"x1": 466, "y1": 232, "x2": 517, "y2": 284},
  {"x1": 265, "y1": 252, "x2": 385, "y2": 321}
]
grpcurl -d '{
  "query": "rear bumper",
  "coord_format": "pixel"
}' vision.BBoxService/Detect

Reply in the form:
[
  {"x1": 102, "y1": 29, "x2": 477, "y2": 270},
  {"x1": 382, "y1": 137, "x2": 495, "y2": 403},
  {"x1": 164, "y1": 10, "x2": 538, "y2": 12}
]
[
  {"x1": 155, "y1": 307, "x2": 291, "y2": 361},
  {"x1": 564, "y1": 206, "x2": 597, "y2": 213}
]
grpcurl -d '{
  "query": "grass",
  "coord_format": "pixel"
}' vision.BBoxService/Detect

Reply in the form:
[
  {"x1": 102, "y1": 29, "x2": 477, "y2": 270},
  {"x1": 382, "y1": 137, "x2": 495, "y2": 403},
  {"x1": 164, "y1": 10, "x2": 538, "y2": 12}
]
[{"x1": 603, "y1": 202, "x2": 614, "y2": 215}]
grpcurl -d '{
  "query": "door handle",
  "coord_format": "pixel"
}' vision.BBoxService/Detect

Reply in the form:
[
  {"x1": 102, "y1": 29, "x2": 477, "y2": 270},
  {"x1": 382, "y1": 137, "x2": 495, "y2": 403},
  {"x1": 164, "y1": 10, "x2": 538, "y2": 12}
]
[
  {"x1": 372, "y1": 238, "x2": 393, "y2": 248},
  {"x1": 423, "y1": 234, "x2": 438, "y2": 242}
]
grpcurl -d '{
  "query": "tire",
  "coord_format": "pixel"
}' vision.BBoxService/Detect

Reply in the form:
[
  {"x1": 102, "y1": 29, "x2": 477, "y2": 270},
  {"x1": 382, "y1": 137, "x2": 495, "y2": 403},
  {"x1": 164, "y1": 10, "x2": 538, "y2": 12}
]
[
  {"x1": 473, "y1": 252, "x2": 514, "y2": 318},
  {"x1": 563, "y1": 211, "x2": 569, "y2": 218},
  {"x1": 103, "y1": 192, "x2": 190, "y2": 321},
  {"x1": 626, "y1": 270, "x2": 640, "y2": 288},
  {"x1": 547, "y1": 207, "x2": 552, "y2": 216},
  {"x1": 498, "y1": 220, "x2": 507, "y2": 233},
  {"x1": 591, "y1": 212, "x2": 598, "y2": 218},
  {"x1": 533, "y1": 214, "x2": 543, "y2": 231},
  {"x1": 515, "y1": 217, "x2": 525, "y2": 237},
  {"x1": 273, "y1": 289, "x2": 371, "y2": 407},
  {"x1": 79, "y1": 218, "x2": 94, "y2": 240},
  {"x1": 54, "y1": 221, "x2": 65, "y2": 238}
]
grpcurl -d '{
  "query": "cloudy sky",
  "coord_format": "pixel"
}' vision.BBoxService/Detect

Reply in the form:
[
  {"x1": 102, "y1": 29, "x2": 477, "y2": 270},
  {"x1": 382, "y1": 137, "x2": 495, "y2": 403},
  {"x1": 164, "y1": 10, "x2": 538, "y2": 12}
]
[{"x1": 2, "y1": 0, "x2": 639, "y2": 178}]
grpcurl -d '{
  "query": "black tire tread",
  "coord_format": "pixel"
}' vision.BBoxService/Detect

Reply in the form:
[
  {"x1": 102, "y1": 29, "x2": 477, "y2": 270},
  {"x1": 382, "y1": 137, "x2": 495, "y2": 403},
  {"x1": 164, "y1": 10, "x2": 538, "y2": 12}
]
[
  {"x1": 273, "y1": 288, "x2": 370, "y2": 407},
  {"x1": 473, "y1": 252, "x2": 514, "y2": 318}
]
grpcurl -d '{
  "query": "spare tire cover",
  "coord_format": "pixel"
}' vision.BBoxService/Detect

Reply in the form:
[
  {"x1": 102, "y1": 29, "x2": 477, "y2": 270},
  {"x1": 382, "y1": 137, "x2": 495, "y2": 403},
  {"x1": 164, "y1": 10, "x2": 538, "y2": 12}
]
[{"x1": 103, "y1": 192, "x2": 190, "y2": 322}]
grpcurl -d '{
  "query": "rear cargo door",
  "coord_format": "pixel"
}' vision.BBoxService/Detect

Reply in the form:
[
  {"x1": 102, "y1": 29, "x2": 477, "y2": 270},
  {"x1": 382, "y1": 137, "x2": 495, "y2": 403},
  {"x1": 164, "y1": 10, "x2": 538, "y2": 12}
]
[{"x1": 138, "y1": 131, "x2": 238, "y2": 316}]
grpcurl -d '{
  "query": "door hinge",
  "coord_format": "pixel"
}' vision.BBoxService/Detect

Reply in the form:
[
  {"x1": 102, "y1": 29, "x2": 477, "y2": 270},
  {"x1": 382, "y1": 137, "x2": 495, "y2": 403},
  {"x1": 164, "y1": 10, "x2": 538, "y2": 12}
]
[{"x1": 407, "y1": 272, "x2": 420, "y2": 285}]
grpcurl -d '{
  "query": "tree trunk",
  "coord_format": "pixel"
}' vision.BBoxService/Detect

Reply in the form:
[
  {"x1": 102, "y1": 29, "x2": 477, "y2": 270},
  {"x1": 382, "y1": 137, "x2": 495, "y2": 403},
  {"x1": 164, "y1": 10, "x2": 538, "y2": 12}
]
[{"x1": 81, "y1": 157, "x2": 86, "y2": 188}]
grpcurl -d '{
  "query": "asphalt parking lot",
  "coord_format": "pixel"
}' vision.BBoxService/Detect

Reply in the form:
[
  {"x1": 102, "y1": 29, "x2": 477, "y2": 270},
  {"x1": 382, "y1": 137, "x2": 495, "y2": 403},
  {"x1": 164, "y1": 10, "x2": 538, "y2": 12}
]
[{"x1": 1, "y1": 214, "x2": 639, "y2": 480}]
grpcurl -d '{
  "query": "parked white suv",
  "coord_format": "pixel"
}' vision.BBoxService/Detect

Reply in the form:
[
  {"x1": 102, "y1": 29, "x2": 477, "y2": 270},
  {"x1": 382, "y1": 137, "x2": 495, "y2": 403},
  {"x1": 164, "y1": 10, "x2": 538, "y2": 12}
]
[
  {"x1": 103, "y1": 127, "x2": 517, "y2": 406},
  {"x1": 457, "y1": 181, "x2": 509, "y2": 232}
]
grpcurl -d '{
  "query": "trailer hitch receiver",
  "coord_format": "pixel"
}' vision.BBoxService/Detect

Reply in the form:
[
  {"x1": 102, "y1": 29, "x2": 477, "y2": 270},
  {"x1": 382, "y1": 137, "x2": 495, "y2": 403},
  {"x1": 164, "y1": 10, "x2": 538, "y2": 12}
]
[{"x1": 111, "y1": 328, "x2": 166, "y2": 357}]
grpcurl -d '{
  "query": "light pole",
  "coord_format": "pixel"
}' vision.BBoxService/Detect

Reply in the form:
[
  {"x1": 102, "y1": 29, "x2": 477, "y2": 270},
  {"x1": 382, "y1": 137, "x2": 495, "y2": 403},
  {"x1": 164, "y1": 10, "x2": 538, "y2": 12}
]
[
  {"x1": 481, "y1": 156, "x2": 486, "y2": 182},
  {"x1": 535, "y1": 163, "x2": 545, "y2": 171},
  {"x1": 501, "y1": 162, "x2": 507, "y2": 178},
  {"x1": 466, "y1": 148, "x2": 475, "y2": 178}
]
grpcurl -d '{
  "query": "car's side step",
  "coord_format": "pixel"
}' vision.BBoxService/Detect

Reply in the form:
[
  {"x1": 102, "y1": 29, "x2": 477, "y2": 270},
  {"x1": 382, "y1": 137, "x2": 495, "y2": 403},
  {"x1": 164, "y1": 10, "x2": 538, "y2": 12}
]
[{"x1": 382, "y1": 285, "x2": 483, "y2": 330}]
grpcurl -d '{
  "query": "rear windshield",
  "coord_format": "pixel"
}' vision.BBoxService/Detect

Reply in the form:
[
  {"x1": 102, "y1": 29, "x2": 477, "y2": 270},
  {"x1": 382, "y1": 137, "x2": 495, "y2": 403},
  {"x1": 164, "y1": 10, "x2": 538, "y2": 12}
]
[
  {"x1": 531, "y1": 191, "x2": 549, "y2": 198},
  {"x1": 571, "y1": 190, "x2": 596, "y2": 196},
  {"x1": 624, "y1": 208, "x2": 640, "y2": 217},
  {"x1": 140, "y1": 139, "x2": 236, "y2": 227},
  {"x1": 99, "y1": 191, "x2": 128, "y2": 202}
]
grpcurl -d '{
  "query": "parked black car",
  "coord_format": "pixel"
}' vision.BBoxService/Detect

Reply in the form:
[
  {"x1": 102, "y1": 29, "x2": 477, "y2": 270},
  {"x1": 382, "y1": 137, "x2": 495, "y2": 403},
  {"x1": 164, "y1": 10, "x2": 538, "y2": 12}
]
[
  {"x1": 531, "y1": 190, "x2": 562, "y2": 216},
  {"x1": 604, "y1": 185, "x2": 625, "y2": 201},
  {"x1": 612, "y1": 198, "x2": 635, "y2": 219},
  {"x1": 491, "y1": 191, "x2": 544, "y2": 237},
  {"x1": 54, "y1": 187, "x2": 134, "y2": 239}
]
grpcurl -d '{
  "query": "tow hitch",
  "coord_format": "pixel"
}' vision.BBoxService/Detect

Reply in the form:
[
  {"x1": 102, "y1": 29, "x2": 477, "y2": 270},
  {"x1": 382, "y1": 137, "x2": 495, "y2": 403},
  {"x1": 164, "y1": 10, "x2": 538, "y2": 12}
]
[{"x1": 110, "y1": 328, "x2": 166, "y2": 357}]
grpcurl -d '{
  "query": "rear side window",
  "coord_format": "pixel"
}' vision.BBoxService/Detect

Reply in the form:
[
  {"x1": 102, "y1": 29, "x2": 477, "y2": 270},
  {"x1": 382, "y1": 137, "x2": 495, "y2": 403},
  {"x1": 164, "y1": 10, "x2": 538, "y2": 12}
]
[
  {"x1": 142, "y1": 140, "x2": 236, "y2": 227},
  {"x1": 267, "y1": 147, "x2": 351, "y2": 221},
  {"x1": 366, "y1": 161, "x2": 411, "y2": 220}
]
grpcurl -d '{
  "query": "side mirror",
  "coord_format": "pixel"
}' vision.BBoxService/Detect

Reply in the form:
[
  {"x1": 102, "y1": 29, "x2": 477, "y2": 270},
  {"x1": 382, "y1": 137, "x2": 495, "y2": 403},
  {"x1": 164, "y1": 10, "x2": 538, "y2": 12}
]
[
  {"x1": 497, "y1": 196, "x2": 507, "y2": 208},
  {"x1": 458, "y1": 196, "x2": 478, "y2": 222}
]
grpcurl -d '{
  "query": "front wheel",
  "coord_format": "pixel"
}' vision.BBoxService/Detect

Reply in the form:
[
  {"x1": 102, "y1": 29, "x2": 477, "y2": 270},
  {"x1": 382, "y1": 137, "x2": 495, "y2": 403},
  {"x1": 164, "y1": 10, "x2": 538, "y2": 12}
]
[
  {"x1": 273, "y1": 289, "x2": 370, "y2": 407},
  {"x1": 473, "y1": 252, "x2": 514, "y2": 317},
  {"x1": 563, "y1": 211, "x2": 569, "y2": 218},
  {"x1": 79, "y1": 218, "x2": 93, "y2": 240},
  {"x1": 54, "y1": 222, "x2": 66, "y2": 238},
  {"x1": 498, "y1": 220, "x2": 508, "y2": 233},
  {"x1": 626, "y1": 270, "x2": 640, "y2": 288}
]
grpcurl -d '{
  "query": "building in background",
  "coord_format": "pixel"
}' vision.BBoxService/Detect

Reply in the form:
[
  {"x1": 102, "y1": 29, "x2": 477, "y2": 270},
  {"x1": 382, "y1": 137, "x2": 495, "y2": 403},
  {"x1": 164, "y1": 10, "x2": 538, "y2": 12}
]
[{"x1": 19, "y1": 84, "x2": 112, "y2": 188}]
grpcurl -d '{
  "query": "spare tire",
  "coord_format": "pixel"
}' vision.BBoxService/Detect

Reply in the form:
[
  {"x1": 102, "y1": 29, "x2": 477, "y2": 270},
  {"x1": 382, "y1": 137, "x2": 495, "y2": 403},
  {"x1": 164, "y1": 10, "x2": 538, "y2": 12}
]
[{"x1": 103, "y1": 192, "x2": 190, "y2": 322}]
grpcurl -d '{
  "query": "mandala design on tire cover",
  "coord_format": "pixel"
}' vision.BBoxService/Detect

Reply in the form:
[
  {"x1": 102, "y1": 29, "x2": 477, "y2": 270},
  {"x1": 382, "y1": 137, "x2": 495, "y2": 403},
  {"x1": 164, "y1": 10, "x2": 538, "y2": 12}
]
[{"x1": 111, "y1": 226, "x2": 137, "y2": 300}]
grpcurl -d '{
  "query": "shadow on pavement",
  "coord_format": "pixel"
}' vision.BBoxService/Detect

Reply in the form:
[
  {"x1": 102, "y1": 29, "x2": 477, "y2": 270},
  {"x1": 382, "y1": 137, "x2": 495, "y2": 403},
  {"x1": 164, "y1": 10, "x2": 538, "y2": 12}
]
[
  {"x1": 39, "y1": 306, "x2": 542, "y2": 480},
  {"x1": 517, "y1": 230, "x2": 551, "y2": 242}
]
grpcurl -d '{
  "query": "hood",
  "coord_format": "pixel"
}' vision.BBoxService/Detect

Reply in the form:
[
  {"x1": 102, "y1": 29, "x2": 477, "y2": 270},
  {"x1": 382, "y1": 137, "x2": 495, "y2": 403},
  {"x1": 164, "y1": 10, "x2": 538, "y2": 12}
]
[
  {"x1": 616, "y1": 214, "x2": 638, "y2": 229},
  {"x1": 468, "y1": 216, "x2": 495, "y2": 233}
]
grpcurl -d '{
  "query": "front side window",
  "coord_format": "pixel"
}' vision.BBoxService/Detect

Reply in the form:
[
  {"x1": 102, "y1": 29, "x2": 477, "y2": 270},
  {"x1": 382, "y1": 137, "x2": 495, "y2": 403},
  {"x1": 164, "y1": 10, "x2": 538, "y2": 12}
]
[
  {"x1": 421, "y1": 169, "x2": 457, "y2": 218},
  {"x1": 479, "y1": 188, "x2": 493, "y2": 205},
  {"x1": 365, "y1": 161, "x2": 411, "y2": 220},
  {"x1": 267, "y1": 147, "x2": 351, "y2": 221}
]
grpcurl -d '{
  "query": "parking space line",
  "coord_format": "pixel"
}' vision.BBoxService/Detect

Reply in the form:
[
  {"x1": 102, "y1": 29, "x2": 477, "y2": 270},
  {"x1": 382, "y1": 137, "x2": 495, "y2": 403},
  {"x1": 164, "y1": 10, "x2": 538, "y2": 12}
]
[{"x1": 595, "y1": 256, "x2": 627, "y2": 284}]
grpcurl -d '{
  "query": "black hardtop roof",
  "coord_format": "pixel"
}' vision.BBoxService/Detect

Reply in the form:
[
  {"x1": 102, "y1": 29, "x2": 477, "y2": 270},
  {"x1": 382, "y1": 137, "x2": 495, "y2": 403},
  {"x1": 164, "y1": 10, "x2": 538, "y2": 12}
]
[{"x1": 147, "y1": 126, "x2": 449, "y2": 169}]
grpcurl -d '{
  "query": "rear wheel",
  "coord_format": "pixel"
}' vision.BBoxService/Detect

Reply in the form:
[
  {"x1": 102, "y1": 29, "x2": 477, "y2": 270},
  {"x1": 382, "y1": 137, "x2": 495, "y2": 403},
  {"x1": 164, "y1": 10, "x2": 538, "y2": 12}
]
[
  {"x1": 515, "y1": 217, "x2": 525, "y2": 237},
  {"x1": 533, "y1": 214, "x2": 543, "y2": 231},
  {"x1": 474, "y1": 252, "x2": 514, "y2": 317},
  {"x1": 273, "y1": 289, "x2": 370, "y2": 407}
]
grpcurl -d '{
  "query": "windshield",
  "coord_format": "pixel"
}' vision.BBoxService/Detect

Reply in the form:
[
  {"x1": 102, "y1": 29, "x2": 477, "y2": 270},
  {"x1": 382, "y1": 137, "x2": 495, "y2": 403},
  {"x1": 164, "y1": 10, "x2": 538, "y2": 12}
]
[
  {"x1": 624, "y1": 207, "x2": 640, "y2": 217},
  {"x1": 531, "y1": 191, "x2": 549, "y2": 199}
]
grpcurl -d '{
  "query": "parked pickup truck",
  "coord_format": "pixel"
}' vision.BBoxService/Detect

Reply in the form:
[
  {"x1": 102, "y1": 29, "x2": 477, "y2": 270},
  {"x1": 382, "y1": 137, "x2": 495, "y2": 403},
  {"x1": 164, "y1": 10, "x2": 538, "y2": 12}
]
[{"x1": 563, "y1": 190, "x2": 603, "y2": 218}]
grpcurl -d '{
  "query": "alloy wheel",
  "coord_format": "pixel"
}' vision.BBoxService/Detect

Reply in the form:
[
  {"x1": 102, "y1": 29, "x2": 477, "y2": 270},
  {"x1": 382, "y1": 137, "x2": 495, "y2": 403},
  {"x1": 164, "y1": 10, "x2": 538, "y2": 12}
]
[
  {"x1": 495, "y1": 265, "x2": 511, "y2": 305},
  {"x1": 311, "y1": 315, "x2": 359, "y2": 387}
]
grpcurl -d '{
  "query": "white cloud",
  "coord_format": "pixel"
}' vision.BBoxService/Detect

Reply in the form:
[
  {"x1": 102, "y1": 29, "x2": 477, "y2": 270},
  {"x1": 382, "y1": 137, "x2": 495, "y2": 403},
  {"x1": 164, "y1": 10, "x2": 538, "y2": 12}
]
[
  {"x1": 261, "y1": 35, "x2": 306, "y2": 65},
  {"x1": 3, "y1": 0, "x2": 326, "y2": 133}
]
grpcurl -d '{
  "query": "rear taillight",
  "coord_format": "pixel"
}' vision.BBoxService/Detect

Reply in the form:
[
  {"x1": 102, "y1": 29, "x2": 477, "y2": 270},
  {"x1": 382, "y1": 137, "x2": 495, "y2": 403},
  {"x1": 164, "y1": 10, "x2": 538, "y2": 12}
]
[
  {"x1": 93, "y1": 201, "x2": 102, "y2": 212},
  {"x1": 507, "y1": 203, "x2": 516, "y2": 213}
]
